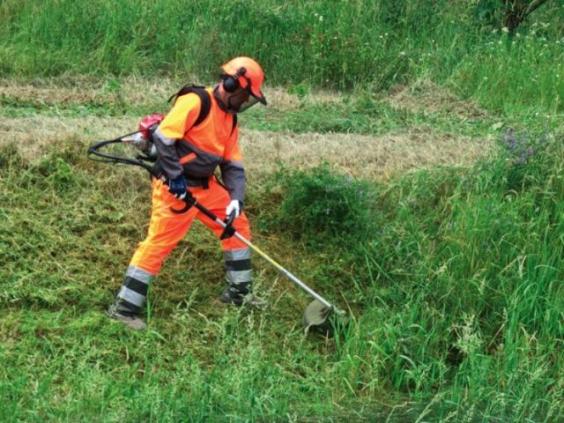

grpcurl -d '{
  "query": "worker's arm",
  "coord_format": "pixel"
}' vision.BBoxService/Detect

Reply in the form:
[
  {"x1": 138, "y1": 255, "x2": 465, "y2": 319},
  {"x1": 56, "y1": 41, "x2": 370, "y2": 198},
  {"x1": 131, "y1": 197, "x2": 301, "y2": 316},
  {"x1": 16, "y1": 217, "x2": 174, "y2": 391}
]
[
  {"x1": 153, "y1": 94, "x2": 201, "y2": 179},
  {"x1": 220, "y1": 124, "x2": 246, "y2": 205}
]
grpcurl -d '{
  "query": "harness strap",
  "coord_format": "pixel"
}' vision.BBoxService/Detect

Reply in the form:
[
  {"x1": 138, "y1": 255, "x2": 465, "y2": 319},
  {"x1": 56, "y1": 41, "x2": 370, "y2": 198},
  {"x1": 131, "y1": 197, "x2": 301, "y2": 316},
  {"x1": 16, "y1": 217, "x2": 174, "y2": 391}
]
[
  {"x1": 151, "y1": 161, "x2": 210, "y2": 188},
  {"x1": 168, "y1": 85, "x2": 237, "y2": 134}
]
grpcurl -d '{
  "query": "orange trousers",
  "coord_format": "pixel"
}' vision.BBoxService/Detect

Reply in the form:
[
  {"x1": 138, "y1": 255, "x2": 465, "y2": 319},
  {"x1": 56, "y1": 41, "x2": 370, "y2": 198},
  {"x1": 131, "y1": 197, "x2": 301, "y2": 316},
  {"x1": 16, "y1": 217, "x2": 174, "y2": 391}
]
[{"x1": 130, "y1": 177, "x2": 251, "y2": 275}]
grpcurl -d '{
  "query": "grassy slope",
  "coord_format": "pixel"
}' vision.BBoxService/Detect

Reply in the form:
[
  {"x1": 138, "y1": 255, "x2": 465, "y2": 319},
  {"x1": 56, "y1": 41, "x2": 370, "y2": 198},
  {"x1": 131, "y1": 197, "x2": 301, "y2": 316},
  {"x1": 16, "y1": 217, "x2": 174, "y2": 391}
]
[
  {"x1": 0, "y1": 79, "x2": 562, "y2": 421},
  {"x1": 1, "y1": 1, "x2": 563, "y2": 420}
]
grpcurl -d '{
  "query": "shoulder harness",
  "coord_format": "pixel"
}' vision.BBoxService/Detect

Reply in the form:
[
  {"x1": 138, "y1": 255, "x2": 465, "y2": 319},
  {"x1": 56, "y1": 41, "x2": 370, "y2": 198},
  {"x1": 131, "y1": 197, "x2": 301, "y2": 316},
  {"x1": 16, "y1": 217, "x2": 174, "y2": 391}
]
[{"x1": 168, "y1": 85, "x2": 237, "y2": 134}]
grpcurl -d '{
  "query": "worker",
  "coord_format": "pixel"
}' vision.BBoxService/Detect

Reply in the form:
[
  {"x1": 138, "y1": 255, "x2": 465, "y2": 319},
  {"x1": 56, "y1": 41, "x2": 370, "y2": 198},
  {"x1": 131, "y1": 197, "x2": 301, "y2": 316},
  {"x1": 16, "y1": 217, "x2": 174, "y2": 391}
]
[{"x1": 106, "y1": 57, "x2": 267, "y2": 330}]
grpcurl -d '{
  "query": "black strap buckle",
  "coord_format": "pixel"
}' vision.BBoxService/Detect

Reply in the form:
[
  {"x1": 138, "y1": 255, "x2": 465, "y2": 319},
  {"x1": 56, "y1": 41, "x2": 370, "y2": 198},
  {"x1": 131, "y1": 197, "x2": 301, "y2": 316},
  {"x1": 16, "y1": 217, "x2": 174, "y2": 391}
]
[
  {"x1": 220, "y1": 211, "x2": 237, "y2": 240},
  {"x1": 185, "y1": 176, "x2": 209, "y2": 189}
]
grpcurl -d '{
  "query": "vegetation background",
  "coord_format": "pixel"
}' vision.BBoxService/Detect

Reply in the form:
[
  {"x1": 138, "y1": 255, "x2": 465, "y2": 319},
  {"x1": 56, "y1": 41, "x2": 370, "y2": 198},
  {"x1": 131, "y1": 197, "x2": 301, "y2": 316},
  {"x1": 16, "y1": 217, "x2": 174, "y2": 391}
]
[{"x1": 1, "y1": 0, "x2": 562, "y2": 421}]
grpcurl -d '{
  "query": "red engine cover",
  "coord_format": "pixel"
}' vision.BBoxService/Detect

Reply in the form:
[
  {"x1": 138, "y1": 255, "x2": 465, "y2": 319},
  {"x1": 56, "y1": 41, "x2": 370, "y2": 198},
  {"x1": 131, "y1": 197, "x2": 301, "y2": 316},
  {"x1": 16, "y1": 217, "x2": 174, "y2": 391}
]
[{"x1": 139, "y1": 113, "x2": 164, "y2": 139}]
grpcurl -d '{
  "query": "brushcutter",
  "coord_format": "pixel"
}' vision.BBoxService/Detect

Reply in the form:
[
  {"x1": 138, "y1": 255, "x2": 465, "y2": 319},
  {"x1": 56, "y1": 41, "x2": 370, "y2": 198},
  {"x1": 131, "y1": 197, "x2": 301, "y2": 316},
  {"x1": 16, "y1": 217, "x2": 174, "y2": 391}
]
[{"x1": 87, "y1": 131, "x2": 345, "y2": 334}]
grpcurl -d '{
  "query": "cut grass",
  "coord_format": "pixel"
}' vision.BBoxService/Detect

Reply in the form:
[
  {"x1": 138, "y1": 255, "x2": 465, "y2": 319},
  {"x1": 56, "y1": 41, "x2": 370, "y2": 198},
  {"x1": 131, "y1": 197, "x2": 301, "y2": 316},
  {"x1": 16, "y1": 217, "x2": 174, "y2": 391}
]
[
  {"x1": 1, "y1": 79, "x2": 501, "y2": 183},
  {"x1": 0, "y1": 114, "x2": 493, "y2": 182},
  {"x1": 2, "y1": 77, "x2": 561, "y2": 141}
]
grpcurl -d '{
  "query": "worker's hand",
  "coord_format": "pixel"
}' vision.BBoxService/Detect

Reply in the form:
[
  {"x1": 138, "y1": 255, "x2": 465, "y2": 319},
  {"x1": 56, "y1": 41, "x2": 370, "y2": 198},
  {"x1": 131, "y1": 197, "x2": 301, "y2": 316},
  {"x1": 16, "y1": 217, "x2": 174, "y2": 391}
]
[
  {"x1": 226, "y1": 199, "x2": 241, "y2": 218},
  {"x1": 168, "y1": 175, "x2": 188, "y2": 199}
]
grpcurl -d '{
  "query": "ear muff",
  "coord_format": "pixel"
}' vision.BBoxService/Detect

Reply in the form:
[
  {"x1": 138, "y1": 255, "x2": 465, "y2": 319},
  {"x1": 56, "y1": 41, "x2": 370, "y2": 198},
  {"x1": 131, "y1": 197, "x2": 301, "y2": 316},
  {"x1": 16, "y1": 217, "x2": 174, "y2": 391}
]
[
  {"x1": 222, "y1": 67, "x2": 247, "y2": 93},
  {"x1": 222, "y1": 75, "x2": 239, "y2": 93}
]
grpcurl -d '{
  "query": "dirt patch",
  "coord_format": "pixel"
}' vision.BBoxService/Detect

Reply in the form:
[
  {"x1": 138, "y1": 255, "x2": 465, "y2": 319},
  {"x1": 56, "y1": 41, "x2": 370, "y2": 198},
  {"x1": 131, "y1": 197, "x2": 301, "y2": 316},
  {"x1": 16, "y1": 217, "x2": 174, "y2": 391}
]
[
  {"x1": 1, "y1": 116, "x2": 493, "y2": 181},
  {"x1": 386, "y1": 79, "x2": 487, "y2": 119}
]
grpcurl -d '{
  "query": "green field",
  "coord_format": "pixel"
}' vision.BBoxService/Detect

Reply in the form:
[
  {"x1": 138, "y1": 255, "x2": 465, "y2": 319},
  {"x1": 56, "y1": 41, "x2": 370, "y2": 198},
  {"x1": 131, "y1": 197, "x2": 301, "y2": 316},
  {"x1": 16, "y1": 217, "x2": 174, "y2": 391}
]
[{"x1": 1, "y1": 1, "x2": 563, "y2": 421}]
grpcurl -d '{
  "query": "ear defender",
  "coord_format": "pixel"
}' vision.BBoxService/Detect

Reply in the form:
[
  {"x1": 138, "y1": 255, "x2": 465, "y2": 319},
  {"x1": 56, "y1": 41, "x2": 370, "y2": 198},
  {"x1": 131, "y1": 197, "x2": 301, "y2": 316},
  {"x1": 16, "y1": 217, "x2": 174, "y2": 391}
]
[{"x1": 222, "y1": 67, "x2": 247, "y2": 93}]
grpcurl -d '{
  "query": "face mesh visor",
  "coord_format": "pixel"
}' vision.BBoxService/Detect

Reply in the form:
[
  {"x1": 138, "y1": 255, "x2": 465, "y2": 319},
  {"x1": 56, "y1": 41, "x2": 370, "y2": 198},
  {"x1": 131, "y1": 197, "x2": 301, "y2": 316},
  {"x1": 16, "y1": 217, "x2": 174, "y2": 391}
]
[{"x1": 238, "y1": 95, "x2": 259, "y2": 112}]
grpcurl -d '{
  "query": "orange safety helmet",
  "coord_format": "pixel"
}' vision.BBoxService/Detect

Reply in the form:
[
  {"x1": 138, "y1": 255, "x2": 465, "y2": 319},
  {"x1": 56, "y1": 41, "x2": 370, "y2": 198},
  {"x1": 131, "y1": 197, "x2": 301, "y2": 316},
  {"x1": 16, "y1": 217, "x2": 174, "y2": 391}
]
[{"x1": 221, "y1": 57, "x2": 267, "y2": 106}]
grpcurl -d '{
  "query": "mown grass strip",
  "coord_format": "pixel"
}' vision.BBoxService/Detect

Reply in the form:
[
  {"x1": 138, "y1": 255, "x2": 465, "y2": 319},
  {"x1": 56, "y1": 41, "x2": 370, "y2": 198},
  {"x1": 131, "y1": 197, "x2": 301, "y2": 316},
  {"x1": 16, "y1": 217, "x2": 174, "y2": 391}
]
[
  {"x1": 3, "y1": 78, "x2": 561, "y2": 138},
  {"x1": 0, "y1": 89, "x2": 529, "y2": 139}
]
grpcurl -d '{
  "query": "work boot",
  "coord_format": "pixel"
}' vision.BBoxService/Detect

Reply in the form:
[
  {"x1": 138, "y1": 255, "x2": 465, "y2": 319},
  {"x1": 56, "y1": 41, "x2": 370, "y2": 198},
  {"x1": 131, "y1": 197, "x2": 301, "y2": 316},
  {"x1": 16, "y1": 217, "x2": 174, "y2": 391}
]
[
  {"x1": 106, "y1": 300, "x2": 147, "y2": 331},
  {"x1": 219, "y1": 284, "x2": 248, "y2": 306},
  {"x1": 219, "y1": 283, "x2": 266, "y2": 307}
]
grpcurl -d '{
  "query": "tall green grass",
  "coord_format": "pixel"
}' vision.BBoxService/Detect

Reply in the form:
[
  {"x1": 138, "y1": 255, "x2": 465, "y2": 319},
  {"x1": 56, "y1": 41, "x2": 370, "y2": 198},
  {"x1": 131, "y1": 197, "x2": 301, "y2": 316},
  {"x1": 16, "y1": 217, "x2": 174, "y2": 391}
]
[
  {"x1": 1, "y1": 0, "x2": 562, "y2": 115},
  {"x1": 265, "y1": 130, "x2": 563, "y2": 420}
]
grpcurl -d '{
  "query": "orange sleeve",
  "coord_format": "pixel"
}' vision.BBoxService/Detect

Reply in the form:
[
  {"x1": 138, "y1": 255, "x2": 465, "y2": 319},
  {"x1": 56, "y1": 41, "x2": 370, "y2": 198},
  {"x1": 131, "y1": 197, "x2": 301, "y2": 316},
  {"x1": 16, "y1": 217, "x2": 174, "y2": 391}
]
[
  {"x1": 158, "y1": 93, "x2": 201, "y2": 140},
  {"x1": 224, "y1": 124, "x2": 242, "y2": 161}
]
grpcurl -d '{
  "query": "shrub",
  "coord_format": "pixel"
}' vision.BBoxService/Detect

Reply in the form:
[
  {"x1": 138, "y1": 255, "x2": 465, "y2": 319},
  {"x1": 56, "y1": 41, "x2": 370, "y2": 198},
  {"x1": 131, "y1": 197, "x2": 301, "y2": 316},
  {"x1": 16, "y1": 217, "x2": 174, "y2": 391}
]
[{"x1": 272, "y1": 164, "x2": 376, "y2": 247}]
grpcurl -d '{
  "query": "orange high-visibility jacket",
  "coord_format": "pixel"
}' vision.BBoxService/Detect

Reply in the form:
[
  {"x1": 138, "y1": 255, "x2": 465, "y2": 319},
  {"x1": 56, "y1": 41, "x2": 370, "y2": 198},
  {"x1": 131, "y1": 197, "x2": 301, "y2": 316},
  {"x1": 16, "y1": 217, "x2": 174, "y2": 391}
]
[{"x1": 153, "y1": 88, "x2": 245, "y2": 202}]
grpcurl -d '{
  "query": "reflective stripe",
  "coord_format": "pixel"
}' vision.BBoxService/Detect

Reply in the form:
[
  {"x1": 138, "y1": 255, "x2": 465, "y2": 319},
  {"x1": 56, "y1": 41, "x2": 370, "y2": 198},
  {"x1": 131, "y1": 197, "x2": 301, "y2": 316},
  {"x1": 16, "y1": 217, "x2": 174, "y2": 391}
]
[
  {"x1": 224, "y1": 249, "x2": 251, "y2": 285},
  {"x1": 226, "y1": 269, "x2": 252, "y2": 284},
  {"x1": 124, "y1": 277, "x2": 149, "y2": 296},
  {"x1": 224, "y1": 248, "x2": 251, "y2": 262},
  {"x1": 118, "y1": 286, "x2": 146, "y2": 307},
  {"x1": 117, "y1": 298, "x2": 141, "y2": 314},
  {"x1": 126, "y1": 266, "x2": 153, "y2": 284},
  {"x1": 154, "y1": 127, "x2": 176, "y2": 146},
  {"x1": 225, "y1": 259, "x2": 251, "y2": 271}
]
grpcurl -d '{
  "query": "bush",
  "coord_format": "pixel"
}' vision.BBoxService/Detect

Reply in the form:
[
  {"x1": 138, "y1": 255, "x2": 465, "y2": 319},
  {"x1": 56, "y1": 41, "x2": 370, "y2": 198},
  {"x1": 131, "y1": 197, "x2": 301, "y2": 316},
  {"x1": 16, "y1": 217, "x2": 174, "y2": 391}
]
[{"x1": 272, "y1": 164, "x2": 376, "y2": 247}]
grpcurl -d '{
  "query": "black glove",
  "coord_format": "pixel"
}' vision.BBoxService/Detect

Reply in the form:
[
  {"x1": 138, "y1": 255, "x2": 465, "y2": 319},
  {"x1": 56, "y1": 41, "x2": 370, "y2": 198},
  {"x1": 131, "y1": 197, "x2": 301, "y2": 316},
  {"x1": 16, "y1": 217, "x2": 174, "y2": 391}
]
[{"x1": 168, "y1": 175, "x2": 188, "y2": 199}]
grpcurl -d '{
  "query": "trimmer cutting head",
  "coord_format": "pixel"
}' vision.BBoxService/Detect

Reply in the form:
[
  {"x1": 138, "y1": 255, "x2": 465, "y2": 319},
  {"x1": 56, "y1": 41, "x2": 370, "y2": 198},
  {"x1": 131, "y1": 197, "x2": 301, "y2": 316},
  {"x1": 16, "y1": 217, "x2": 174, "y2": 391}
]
[
  {"x1": 303, "y1": 300, "x2": 350, "y2": 337},
  {"x1": 303, "y1": 299, "x2": 335, "y2": 336}
]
